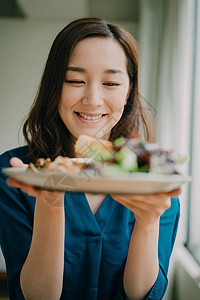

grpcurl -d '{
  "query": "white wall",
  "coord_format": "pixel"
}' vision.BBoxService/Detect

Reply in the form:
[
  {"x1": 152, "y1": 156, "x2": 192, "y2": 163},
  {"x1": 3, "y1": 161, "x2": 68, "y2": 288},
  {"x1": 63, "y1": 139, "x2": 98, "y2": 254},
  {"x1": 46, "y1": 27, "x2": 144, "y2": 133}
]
[{"x1": 0, "y1": 18, "x2": 68, "y2": 154}]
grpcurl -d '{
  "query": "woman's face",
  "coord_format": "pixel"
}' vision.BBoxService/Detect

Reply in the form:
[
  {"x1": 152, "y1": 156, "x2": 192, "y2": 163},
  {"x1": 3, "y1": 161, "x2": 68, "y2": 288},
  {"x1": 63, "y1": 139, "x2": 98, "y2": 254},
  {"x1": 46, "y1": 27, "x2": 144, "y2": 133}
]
[{"x1": 58, "y1": 37, "x2": 130, "y2": 140}]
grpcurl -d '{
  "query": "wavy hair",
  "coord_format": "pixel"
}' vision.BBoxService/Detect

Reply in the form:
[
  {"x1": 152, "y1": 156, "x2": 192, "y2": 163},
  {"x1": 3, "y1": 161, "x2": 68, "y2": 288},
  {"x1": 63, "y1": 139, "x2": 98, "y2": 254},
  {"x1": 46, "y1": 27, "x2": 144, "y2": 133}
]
[{"x1": 23, "y1": 17, "x2": 154, "y2": 161}]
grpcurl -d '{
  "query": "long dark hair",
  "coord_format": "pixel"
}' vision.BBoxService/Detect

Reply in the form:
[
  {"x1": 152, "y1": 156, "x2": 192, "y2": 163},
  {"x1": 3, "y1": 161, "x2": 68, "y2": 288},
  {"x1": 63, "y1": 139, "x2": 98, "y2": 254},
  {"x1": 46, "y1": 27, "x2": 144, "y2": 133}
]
[{"x1": 23, "y1": 17, "x2": 154, "y2": 161}]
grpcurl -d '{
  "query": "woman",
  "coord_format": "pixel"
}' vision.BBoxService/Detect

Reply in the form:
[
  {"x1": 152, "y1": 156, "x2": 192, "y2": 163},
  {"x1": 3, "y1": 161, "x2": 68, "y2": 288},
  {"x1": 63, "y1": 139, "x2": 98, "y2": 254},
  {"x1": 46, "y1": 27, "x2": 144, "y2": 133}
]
[{"x1": 0, "y1": 18, "x2": 180, "y2": 300}]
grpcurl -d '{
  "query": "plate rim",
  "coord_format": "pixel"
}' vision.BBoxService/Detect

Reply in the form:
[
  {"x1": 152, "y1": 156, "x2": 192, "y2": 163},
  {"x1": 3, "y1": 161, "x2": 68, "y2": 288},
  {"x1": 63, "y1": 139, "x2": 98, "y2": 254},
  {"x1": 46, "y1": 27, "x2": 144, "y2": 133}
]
[
  {"x1": 2, "y1": 167, "x2": 191, "y2": 194},
  {"x1": 2, "y1": 167, "x2": 192, "y2": 183}
]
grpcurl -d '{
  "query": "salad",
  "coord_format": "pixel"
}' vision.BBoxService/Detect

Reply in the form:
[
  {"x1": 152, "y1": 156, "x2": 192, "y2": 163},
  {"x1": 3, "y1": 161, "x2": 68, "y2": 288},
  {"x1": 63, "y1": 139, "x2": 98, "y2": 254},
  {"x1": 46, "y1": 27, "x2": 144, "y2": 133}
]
[{"x1": 75, "y1": 135, "x2": 188, "y2": 175}]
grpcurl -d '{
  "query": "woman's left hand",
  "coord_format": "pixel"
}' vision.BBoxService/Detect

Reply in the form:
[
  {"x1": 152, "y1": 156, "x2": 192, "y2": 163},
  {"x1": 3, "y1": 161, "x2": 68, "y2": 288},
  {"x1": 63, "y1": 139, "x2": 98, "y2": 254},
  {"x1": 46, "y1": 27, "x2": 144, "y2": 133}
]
[{"x1": 111, "y1": 188, "x2": 181, "y2": 227}]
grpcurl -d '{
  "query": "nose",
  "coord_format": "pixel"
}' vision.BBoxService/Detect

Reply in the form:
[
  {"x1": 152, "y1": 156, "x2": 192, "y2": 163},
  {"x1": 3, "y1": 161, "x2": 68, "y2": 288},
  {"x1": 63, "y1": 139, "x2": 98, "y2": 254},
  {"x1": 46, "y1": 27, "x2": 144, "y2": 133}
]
[{"x1": 81, "y1": 83, "x2": 104, "y2": 106}]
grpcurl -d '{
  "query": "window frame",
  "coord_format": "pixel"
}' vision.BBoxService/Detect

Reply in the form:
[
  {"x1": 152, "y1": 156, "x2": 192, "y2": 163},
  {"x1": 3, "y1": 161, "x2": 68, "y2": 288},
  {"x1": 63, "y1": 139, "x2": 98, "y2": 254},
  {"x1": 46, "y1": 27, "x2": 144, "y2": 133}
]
[{"x1": 185, "y1": 0, "x2": 200, "y2": 265}]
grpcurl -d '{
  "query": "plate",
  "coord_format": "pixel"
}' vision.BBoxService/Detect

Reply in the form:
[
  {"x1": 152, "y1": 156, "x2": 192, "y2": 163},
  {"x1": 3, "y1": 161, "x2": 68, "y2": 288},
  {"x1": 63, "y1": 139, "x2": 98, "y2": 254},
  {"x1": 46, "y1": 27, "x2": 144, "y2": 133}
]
[{"x1": 2, "y1": 167, "x2": 191, "y2": 195}]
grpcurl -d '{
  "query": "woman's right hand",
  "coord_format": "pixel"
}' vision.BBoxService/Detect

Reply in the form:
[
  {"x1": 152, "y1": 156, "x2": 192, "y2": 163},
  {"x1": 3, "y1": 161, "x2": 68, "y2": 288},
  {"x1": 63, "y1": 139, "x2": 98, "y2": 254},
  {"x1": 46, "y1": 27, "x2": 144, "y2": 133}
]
[{"x1": 7, "y1": 157, "x2": 65, "y2": 208}]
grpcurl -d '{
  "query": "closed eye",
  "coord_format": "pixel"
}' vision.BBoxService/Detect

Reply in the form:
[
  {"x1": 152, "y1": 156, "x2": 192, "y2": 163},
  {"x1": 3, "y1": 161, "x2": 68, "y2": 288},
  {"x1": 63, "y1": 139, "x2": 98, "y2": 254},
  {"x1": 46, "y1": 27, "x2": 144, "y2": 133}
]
[
  {"x1": 103, "y1": 82, "x2": 120, "y2": 86},
  {"x1": 65, "y1": 80, "x2": 85, "y2": 84}
]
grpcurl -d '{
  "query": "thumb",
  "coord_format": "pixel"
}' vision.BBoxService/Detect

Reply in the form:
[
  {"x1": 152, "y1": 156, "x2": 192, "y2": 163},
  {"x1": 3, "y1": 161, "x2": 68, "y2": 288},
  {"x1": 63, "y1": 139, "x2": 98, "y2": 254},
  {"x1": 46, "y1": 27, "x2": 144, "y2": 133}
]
[{"x1": 10, "y1": 157, "x2": 28, "y2": 168}]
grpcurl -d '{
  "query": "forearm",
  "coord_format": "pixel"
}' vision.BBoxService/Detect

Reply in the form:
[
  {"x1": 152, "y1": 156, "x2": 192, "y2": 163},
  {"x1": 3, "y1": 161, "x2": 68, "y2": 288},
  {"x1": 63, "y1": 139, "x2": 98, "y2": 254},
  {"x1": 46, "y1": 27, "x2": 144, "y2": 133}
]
[
  {"x1": 123, "y1": 218, "x2": 160, "y2": 300},
  {"x1": 20, "y1": 197, "x2": 65, "y2": 300}
]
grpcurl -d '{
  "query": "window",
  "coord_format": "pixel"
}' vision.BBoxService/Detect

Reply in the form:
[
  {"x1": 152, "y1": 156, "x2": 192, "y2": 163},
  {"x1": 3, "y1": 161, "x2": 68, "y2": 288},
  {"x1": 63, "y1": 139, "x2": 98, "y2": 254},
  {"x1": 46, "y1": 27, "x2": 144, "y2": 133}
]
[{"x1": 185, "y1": 0, "x2": 200, "y2": 265}]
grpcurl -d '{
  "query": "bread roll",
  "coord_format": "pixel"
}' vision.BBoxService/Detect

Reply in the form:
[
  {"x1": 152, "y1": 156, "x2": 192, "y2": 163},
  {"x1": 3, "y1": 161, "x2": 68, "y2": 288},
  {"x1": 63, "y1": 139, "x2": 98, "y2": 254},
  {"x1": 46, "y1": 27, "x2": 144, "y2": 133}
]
[{"x1": 75, "y1": 135, "x2": 113, "y2": 158}]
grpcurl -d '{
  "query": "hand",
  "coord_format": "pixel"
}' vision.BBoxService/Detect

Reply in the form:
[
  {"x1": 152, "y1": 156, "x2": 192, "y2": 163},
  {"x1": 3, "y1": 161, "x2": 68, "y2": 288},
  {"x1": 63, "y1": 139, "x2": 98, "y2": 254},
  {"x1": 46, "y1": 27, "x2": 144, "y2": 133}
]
[
  {"x1": 7, "y1": 157, "x2": 65, "y2": 208},
  {"x1": 111, "y1": 188, "x2": 181, "y2": 227}
]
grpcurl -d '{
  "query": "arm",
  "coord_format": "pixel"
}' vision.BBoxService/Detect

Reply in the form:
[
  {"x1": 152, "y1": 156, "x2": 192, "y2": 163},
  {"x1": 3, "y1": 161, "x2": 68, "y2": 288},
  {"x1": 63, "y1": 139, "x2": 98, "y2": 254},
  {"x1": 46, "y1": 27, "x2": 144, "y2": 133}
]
[
  {"x1": 124, "y1": 218, "x2": 160, "y2": 299},
  {"x1": 112, "y1": 189, "x2": 180, "y2": 300},
  {"x1": 7, "y1": 159, "x2": 65, "y2": 300},
  {"x1": 20, "y1": 193, "x2": 65, "y2": 300}
]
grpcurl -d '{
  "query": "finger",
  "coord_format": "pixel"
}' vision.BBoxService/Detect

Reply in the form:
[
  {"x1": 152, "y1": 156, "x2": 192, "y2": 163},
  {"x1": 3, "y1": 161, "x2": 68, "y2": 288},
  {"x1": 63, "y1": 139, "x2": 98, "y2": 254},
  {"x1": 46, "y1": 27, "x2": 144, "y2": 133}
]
[
  {"x1": 111, "y1": 193, "x2": 171, "y2": 212},
  {"x1": 111, "y1": 196, "x2": 132, "y2": 210},
  {"x1": 125, "y1": 188, "x2": 181, "y2": 201},
  {"x1": 111, "y1": 194, "x2": 143, "y2": 211},
  {"x1": 7, "y1": 178, "x2": 23, "y2": 188},
  {"x1": 160, "y1": 188, "x2": 181, "y2": 198},
  {"x1": 111, "y1": 194, "x2": 151, "y2": 211},
  {"x1": 111, "y1": 193, "x2": 144, "y2": 201},
  {"x1": 111, "y1": 194, "x2": 157, "y2": 214},
  {"x1": 7, "y1": 178, "x2": 36, "y2": 197},
  {"x1": 10, "y1": 157, "x2": 28, "y2": 168},
  {"x1": 21, "y1": 185, "x2": 36, "y2": 197},
  {"x1": 170, "y1": 188, "x2": 181, "y2": 197}
]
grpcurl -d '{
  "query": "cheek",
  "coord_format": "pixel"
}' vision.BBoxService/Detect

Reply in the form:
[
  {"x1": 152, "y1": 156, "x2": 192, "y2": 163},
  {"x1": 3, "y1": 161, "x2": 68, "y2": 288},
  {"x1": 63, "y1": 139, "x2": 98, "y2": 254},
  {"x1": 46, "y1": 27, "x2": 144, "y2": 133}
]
[
  {"x1": 109, "y1": 89, "x2": 128, "y2": 112},
  {"x1": 59, "y1": 86, "x2": 79, "y2": 109}
]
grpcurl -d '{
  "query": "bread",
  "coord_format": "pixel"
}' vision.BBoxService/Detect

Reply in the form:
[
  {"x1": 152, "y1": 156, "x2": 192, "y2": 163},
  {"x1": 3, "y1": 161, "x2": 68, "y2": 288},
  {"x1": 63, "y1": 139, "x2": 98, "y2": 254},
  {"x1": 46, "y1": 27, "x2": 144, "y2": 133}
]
[{"x1": 75, "y1": 135, "x2": 113, "y2": 158}]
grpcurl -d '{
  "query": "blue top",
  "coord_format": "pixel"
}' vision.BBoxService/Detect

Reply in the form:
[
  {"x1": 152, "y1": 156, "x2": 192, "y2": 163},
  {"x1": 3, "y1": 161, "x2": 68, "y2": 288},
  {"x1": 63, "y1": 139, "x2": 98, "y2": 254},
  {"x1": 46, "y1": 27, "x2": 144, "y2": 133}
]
[{"x1": 0, "y1": 146, "x2": 180, "y2": 300}]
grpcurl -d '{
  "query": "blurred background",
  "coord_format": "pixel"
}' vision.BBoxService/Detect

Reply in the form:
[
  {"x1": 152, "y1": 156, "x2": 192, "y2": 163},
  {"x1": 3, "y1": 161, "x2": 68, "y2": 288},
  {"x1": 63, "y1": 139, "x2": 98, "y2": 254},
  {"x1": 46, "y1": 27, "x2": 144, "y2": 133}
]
[{"x1": 0, "y1": 0, "x2": 200, "y2": 299}]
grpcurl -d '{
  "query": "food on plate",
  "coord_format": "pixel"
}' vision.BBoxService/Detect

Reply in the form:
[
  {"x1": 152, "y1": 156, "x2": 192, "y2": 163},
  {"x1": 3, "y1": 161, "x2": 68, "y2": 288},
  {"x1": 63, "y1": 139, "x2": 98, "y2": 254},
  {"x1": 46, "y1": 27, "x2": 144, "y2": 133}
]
[
  {"x1": 28, "y1": 135, "x2": 188, "y2": 176},
  {"x1": 28, "y1": 156, "x2": 84, "y2": 174},
  {"x1": 75, "y1": 135, "x2": 188, "y2": 175},
  {"x1": 75, "y1": 134, "x2": 114, "y2": 161}
]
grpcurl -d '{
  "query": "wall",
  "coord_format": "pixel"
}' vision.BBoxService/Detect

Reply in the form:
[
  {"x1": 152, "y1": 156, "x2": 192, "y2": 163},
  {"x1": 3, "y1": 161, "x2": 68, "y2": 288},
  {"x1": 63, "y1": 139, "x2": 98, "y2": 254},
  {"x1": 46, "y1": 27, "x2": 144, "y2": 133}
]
[
  {"x1": 0, "y1": 18, "x2": 67, "y2": 154},
  {"x1": 171, "y1": 246, "x2": 200, "y2": 300}
]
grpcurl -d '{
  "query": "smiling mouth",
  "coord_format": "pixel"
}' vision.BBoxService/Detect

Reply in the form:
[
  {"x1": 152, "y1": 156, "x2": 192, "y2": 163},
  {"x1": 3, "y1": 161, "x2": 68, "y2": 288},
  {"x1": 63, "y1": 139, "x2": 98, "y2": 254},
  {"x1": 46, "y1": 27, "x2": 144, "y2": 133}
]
[{"x1": 75, "y1": 112, "x2": 107, "y2": 121}]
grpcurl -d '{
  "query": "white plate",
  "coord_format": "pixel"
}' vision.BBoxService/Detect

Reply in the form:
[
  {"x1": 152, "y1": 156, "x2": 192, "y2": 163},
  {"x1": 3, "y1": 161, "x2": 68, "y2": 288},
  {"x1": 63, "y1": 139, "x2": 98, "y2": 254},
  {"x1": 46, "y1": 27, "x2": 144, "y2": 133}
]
[{"x1": 2, "y1": 167, "x2": 191, "y2": 194}]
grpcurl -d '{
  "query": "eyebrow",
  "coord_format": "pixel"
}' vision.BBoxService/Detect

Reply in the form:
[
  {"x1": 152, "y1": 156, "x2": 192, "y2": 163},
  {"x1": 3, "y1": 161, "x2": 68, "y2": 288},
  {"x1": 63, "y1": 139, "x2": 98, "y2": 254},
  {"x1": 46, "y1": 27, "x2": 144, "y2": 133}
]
[
  {"x1": 104, "y1": 69, "x2": 124, "y2": 75},
  {"x1": 66, "y1": 66, "x2": 86, "y2": 72},
  {"x1": 66, "y1": 66, "x2": 124, "y2": 75}
]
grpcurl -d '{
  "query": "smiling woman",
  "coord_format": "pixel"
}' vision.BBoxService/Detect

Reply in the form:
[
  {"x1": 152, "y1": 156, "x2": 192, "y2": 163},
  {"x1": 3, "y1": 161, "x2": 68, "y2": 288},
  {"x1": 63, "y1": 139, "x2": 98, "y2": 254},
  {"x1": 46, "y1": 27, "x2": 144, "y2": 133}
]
[
  {"x1": 58, "y1": 37, "x2": 130, "y2": 140},
  {"x1": 0, "y1": 17, "x2": 180, "y2": 300},
  {"x1": 22, "y1": 18, "x2": 152, "y2": 160}
]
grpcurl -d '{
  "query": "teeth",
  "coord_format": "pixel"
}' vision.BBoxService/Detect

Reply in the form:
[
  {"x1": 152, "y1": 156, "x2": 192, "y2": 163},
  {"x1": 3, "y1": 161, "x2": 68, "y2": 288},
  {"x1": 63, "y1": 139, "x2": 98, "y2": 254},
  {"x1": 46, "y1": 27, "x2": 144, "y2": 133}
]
[{"x1": 79, "y1": 113, "x2": 103, "y2": 120}]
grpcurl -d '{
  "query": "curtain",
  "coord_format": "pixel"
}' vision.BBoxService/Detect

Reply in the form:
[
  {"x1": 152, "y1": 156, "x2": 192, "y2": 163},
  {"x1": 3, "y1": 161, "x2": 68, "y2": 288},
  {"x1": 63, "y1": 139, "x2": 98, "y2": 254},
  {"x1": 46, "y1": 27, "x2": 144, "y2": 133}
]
[
  {"x1": 138, "y1": 0, "x2": 191, "y2": 153},
  {"x1": 138, "y1": 1, "x2": 195, "y2": 299}
]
